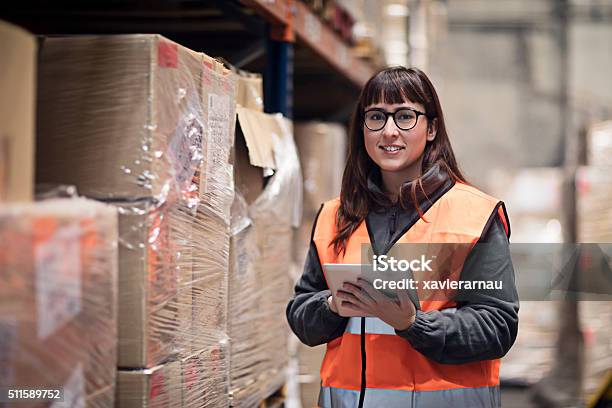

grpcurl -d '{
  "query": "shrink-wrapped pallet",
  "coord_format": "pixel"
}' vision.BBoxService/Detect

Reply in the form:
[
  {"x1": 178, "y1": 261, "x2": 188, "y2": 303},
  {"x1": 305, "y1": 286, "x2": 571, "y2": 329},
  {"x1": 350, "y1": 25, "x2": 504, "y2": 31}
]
[
  {"x1": 228, "y1": 113, "x2": 302, "y2": 407},
  {"x1": 0, "y1": 198, "x2": 118, "y2": 407},
  {"x1": 36, "y1": 35, "x2": 236, "y2": 380}
]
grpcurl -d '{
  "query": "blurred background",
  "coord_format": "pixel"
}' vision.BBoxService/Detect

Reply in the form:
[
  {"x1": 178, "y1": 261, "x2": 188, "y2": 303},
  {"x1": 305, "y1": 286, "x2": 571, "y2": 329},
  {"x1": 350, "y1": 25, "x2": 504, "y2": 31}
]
[{"x1": 1, "y1": 0, "x2": 611, "y2": 407}]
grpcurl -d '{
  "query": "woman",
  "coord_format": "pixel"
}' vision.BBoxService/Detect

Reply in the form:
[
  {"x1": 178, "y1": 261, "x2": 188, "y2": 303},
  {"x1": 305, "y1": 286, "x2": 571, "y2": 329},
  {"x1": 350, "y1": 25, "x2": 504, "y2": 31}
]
[{"x1": 286, "y1": 67, "x2": 519, "y2": 408}]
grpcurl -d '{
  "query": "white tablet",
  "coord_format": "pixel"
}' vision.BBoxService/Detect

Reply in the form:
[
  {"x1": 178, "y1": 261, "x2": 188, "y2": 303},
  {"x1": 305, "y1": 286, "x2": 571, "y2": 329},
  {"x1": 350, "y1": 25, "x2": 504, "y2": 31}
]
[{"x1": 323, "y1": 263, "x2": 374, "y2": 317}]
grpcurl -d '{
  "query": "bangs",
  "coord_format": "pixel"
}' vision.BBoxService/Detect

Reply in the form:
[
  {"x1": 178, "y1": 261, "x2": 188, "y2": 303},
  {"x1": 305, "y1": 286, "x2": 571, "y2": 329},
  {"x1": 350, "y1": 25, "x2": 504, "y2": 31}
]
[{"x1": 361, "y1": 68, "x2": 430, "y2": 110}]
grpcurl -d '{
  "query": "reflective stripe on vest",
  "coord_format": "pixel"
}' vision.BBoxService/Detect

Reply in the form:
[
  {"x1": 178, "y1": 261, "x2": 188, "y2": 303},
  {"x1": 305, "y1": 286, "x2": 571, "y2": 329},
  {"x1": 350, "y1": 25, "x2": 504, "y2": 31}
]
[
  {"x1": 319, "y1": 385, "x2": 501, "y2": 408},
  {"x1": 313, "y1": 183, "x2": 508, "y2": 408}
]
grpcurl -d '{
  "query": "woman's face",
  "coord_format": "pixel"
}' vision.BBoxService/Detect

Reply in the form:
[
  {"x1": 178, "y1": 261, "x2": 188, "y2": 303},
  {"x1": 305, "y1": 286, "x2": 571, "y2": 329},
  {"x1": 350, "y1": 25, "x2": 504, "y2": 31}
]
[{"x1": 363, "y1": 100, "x2": 435, "y2": 178}]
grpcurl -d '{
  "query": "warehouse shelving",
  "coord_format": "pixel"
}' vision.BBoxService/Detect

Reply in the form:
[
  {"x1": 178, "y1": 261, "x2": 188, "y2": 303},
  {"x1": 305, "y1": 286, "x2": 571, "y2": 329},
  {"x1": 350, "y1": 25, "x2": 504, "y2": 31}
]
[{"x1": 0, "y1": 0, "x2": 380, "y2": 120}]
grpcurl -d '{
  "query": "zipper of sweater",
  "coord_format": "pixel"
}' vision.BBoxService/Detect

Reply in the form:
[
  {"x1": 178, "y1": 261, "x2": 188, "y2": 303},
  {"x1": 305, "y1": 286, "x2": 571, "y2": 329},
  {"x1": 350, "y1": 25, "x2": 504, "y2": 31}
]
[{"x1": 390, "y1": 205, "x2": 397, "y2": 236}]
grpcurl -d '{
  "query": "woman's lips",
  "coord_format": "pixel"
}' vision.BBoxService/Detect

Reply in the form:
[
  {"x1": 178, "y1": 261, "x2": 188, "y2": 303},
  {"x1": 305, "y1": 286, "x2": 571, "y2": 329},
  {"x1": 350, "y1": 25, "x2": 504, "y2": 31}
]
[{"x1": 379, "y1": 145, "x2": 405, "y2": 155}]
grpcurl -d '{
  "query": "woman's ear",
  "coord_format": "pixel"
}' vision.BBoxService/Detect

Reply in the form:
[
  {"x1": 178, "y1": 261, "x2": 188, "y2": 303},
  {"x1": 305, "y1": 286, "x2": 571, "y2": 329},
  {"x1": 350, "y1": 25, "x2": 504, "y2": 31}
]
[{"x1": 427, "y1": 118, "x2": 438, "y2": 141}]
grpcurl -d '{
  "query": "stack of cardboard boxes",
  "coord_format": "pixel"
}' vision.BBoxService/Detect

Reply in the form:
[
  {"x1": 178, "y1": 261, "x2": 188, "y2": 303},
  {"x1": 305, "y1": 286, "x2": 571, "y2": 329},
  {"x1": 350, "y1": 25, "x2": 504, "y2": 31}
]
[
  {"x1": 575, "y1": 121, "x2": 612, "y2": 397},
  {"x1": 228, "y1": 74, "x2": 302, "y2": 407},
  {"x1": 1, "y1": 22, "x2": 120, "y2": 407},
  {"x1": 2, "y1": 23, "x2": 307, "y2": 407},
  {"x1": 0, "y1": 199, "x2": 119, "y2": 407},
  {"x1": 487, "y1": 168, "x2": 565, "y2": 385},
  {"x1": 292, "y1": 122, "x2": 346, "y2": 407},
  {"x1": 36, "y1": 35, "x2": 236, "y2": 407}
]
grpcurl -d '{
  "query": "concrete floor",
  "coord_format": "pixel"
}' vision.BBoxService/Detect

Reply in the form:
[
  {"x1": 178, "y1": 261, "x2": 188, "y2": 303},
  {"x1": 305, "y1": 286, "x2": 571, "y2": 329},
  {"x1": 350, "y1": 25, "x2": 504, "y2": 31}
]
[{"x1": 500, "y1": 386, "x2": 538, "y2": 408}]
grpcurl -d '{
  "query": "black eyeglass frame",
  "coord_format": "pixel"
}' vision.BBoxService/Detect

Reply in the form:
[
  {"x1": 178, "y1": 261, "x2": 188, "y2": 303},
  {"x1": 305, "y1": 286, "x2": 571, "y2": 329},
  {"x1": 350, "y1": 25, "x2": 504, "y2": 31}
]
[{"x1": 363, "y1": 107, "x2": 433, "y2": 131}]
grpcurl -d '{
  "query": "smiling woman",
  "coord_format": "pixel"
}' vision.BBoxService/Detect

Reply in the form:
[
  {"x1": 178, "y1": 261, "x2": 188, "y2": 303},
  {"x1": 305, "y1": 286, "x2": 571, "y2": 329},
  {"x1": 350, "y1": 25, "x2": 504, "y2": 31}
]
[{"x1": 286, "y1": 66, "x2": 519, "y2": 408}]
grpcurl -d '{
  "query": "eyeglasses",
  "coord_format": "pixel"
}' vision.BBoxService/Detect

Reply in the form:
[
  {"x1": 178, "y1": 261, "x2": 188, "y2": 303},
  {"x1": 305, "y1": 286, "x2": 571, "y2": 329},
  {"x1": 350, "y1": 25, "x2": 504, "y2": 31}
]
[{"x1": 364, "y1": 107, "x2": 430, "y2": 131}]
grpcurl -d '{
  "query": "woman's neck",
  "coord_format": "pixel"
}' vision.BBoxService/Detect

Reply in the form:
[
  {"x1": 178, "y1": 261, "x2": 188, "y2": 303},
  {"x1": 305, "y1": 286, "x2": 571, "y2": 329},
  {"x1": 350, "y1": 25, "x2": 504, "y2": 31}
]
[{"x1": 380, "y1": 158, "x2": 423, "y2": 201}]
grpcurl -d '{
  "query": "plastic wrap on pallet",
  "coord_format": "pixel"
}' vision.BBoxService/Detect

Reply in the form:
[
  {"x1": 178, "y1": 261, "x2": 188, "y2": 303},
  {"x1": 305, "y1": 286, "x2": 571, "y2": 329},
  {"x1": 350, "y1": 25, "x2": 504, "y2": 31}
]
[
  {"x1": 35, "y1": 35, "x2": 236, "y2": 370},
  {"x1": 227, "y1": 116, "x2": 301, "y2": 407},
  {"x1": 228, "y1": 192, "x2": 264, "y2": 408},
  {"x1": 37, "y1": 35, "x2": 204, "y2": 206},
  {"x1": 0, "y1": 198, "x2": 118, "y2": 407},
  {"x1": 117, "y1": 339, "x2": 229, "y2": 408},
  {"x1": 249, "y1": 116, "x2": 302, "y2": 399}
]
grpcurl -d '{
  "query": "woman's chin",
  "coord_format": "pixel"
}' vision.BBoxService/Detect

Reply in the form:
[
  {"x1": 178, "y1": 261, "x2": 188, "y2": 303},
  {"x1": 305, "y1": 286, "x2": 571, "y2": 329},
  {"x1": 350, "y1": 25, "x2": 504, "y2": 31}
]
[{"x1": 377, "y1": 160, "x2": 415, "y2": 174}]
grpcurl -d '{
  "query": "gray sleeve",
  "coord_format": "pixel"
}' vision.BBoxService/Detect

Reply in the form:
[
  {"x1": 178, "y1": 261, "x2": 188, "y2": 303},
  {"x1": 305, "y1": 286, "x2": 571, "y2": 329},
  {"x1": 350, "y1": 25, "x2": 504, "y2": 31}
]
[
  {"x1": 286, "y1": 208, "x2": 349, "y2": 347},
  {"x1": 395, "y1": 213, "x2": 520, "y2": 364}
]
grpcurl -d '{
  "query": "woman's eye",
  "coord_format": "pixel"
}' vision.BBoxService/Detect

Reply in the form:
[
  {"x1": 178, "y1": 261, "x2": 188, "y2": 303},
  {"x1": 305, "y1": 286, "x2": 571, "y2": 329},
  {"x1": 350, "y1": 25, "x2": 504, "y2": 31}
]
[
  {"x1": 398, "y1": 112, "x2": 415, "y2": 120},
  {"x1": 370, "y1": 113, "x2": 384, "y2": 120}
]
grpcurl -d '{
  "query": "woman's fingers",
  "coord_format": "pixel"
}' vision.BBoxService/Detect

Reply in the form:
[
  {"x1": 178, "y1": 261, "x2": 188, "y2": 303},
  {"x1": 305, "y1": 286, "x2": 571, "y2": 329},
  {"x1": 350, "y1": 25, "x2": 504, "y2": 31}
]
[
  {"x1": 341, "y1": 301, "x2": 368, "y2": 314},
  {"x1": 341, "y1": 282, "x2": 375, "y2": 306},
  {"x1": 336, "y1": 289, "x2": 368, "y2": 309}
]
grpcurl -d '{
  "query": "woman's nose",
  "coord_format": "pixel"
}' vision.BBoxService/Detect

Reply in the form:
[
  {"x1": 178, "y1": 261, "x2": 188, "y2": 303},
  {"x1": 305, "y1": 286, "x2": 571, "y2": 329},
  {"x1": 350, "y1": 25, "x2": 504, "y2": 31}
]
[{"x1": 381, "y1": 116, "x2": 400, "y2": 136}]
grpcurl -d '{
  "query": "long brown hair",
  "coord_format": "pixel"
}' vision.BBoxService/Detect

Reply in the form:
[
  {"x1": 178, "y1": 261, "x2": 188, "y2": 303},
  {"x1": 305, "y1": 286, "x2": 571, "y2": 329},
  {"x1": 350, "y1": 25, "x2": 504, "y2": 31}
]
[{"x1": 331, "y1": 66, "x2": 466, "y2": 256}]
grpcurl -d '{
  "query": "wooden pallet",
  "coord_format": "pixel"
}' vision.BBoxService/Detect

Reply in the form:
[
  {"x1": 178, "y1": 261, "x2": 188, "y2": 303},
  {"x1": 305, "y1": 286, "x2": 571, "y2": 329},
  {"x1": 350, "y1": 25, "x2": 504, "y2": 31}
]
[{"x1": 258, "y1": 384, "x2": 287, "y2": 408}]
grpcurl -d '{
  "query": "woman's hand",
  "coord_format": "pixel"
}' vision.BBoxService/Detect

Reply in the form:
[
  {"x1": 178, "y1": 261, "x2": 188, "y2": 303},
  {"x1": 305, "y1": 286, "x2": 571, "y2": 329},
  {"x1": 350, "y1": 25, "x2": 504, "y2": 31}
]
[
  {"x1": 327, "y1": 295, "x2": 339, "y2": 314},
  {"x1": 336, "y1": 278, "x2": 416, "y2": 331}
]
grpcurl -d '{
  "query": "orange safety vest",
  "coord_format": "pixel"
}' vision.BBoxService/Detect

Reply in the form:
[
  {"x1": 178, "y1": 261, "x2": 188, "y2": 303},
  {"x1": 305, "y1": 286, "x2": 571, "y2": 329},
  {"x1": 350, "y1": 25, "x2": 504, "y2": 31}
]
[{"x1": 313, "y1": 182, "x2": 510, "y2": 408}]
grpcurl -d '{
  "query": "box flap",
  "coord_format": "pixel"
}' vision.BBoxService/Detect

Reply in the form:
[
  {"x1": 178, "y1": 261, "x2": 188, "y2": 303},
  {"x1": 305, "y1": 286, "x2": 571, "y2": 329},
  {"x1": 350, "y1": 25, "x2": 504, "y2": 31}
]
[{"x1": 236, "y1": 106, "x2": 277, "y2": 169}]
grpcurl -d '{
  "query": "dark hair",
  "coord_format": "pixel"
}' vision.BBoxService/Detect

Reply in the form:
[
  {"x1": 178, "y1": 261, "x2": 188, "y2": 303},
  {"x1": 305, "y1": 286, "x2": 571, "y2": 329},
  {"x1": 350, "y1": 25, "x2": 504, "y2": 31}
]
[{"x1": 330, "y1": 66, "x2": 466, "y2": 256}]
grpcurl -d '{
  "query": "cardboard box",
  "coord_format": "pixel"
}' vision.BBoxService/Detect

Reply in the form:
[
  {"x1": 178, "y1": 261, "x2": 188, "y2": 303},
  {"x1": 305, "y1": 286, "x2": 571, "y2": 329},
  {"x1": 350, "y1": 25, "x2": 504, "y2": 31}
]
[
  {"x1": 191, "y1": 207, "x2": 230, "y2": 353},
  {"x1": 37, "y1": 35, "x2": 203, "y2": 201},
  {"x1": 294, "y1": 122, "x2": 346, "y2": 216},
  {"x1": 0, "y1": 199, "x2": 118, "y2": 406},
  {"x1": 587, "y1": 120, "x2": 612, "y2": 168},
  {"x1": 576, "y1": 166, "x2": 612, "y2": 242},
  {"x1": 0, "y1": 21, "x2": 35, "y2": 202},
  {"x1": 117, "y1": 361, "x2": 182, "y2": 408},
  {"x1": 199, "y1": 54, "x2": 237, "y2": 223},
  {"x1": 181, "y1": 344, "x2": 229, "y2": 408},
  {"x1": 115, "y1": 200, "x2": 196, "y2": 368},
  {"x1": 227, "y1": 204, "x2": 266, "y2": 407}
]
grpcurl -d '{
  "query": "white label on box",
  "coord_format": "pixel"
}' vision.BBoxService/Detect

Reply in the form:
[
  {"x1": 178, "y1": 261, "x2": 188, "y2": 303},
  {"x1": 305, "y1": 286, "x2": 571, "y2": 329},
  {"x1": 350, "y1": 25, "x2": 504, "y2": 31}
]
[
  {"x1": 204, "y1": 93, "x2": 230, "y2": 194},
  {"x1": 0, "y1": 317, "x2": 17, "y2": 386},
  {"x1": 51, "y1": 363, "x2": 85, "y2": 408},
  {"x1": 35, "y1": 222, "x2": 82, "y2": 339}
]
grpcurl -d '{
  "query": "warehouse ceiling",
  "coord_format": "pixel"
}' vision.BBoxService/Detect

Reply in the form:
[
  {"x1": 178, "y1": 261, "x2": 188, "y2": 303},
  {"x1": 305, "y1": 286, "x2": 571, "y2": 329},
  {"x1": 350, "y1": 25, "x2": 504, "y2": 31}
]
[{"x1": 0, "y1": 0, "x2": 359, "y2": 122}]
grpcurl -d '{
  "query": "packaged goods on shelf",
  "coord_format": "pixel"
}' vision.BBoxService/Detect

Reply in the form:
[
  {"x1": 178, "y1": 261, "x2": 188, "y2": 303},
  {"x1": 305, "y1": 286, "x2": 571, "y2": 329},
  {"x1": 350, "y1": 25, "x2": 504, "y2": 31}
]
[
  {"x1": 297, "y1": 343, "x2": 326, "y2": 408},
  {"x1": 576, "y1": 166, "x2": 612, "y2": 242},
  {"x1": 191, "y1": 206, "x2": 230, "y2": 352},
  {"x1": 117, "y1": 330, "x2": 229, "y2": 408},
  {"x1": 114, "y1": 199, "x2": 194, "y2": 368},
  {"x1": 228, "y1": 193, "x2": 263, "y2": 408},
  {"x1": 35, "y1": 35, "x2": 237, "y2": 370},
  {"x1": 293, "y1": 121, "x2": 345, "y2": 275},
  {"x1": 181, "y1": 342, "x2": 230, "y2": 408},
  {"x1": 0, "y1": 198, "x2": 118, "y2": 407},
  {"x1": 586, "y1": 121, "x2": 612, "y2": 168},
  {"x1": 117, "y1": 361, "x2": 182, "y2": 408},
  {"x1": 37, "y1": 35, "x2": 204, "y2": 201},
  {"x1": 228, "y1": 111, "x2": 302, "y2": 407},
  {"x1": 0, "y1": 21, "x2": 35, "y2": 202},
  {"x1": 294, "y1": 122, "x2": 346, "y2": 217},
  {"x1": 487, "y1": 168, "x2": 564, "y2": 385}
]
